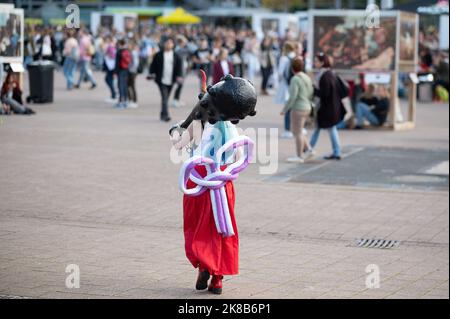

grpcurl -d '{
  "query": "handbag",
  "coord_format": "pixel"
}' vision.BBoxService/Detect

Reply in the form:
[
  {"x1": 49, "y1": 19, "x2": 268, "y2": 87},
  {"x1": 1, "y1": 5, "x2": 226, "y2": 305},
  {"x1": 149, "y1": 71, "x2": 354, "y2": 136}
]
[
  {"x1": 88, "y1": 43, "x2": 96, "y2": 57},
  {"x1": 336, "y1": 75, "x2": 350, "y2": 99}
]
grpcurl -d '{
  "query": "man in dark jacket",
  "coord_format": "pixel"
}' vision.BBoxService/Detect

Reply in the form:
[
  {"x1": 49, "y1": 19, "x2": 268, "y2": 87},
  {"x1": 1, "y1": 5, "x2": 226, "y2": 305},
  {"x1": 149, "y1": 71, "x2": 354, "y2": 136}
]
[{"x1": 148, "y1": 38, "x2": 183, "y2": 122}]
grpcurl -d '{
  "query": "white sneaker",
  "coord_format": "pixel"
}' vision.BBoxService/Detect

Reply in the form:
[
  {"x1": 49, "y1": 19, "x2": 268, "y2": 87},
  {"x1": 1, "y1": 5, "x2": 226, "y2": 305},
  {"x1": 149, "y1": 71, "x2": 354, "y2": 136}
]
[
  {"x1": 128, "y1": 102, "x2": 138, "y2": 109},
  {"x1": 105, "y1": 97, "x2": 118, "y2": 104},
  {"x1": 303, "y1": 149, "x2": 316, "y2": 160},
  {"x1": 286, "y1": 156, "x2": 304, "y2": 163},
  {"x1": 172, "y1": 100, "x2": 181, "y2": 108},
  {"x1": 281, "y1": 131, "x2": 294, "y2": 139}
]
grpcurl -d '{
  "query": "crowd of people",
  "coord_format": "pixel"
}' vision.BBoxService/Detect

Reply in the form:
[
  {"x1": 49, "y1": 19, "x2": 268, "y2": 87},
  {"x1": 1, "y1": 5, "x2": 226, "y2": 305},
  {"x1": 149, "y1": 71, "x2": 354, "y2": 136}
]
[
  {"x1": 20, "y1": 24, "x2": 308, "y2": 113},
  {"x1": 1, "y1": 22, "x2": 387, "y2": 162},
  {"x1": 2, "y1": 22, "x2": 447, "y2": 163}
]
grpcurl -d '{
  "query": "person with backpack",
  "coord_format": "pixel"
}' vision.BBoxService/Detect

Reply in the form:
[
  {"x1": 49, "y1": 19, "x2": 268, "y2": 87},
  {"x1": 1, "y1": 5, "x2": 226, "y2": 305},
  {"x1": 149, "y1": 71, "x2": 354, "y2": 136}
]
[
  {"x1": 274, "y1": 41, "x2": 296, "y2": 139},
  {"x1": 115, "y1": 39, "x2": 131, "y2": 109},
  {"x1": 62, "y1": 29, "x2": 79, "y2": 90},
  {"x1": 309, "y1": 52, "x2": 346, "y2": 160},
  {"x1": 280, "y1": 57, "x2": 314, "y2": 163}
]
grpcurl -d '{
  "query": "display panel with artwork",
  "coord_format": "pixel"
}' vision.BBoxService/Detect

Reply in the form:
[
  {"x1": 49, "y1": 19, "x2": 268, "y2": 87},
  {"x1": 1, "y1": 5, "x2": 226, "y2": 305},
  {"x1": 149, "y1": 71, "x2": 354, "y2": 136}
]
[
  {"x1": 312, "y1": 14, "x2": 397, "y2": 71},
  {"x1": 399, "y1": 12, "x2": 418, "y2": 71},
  {"x1": 0, "y1": 8, "x2": 24, "y2": 63}
]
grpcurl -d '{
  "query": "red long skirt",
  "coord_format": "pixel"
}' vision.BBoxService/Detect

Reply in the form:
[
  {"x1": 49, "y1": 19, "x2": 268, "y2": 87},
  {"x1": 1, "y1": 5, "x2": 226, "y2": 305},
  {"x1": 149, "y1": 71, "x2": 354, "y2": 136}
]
[{"x1": 183, "y1": 165, "x2": 239, "y2": 276}]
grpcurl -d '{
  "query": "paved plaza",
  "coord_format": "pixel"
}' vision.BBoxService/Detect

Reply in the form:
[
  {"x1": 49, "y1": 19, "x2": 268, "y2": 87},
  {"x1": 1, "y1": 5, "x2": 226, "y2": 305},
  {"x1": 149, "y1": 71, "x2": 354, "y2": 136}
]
[{"x1": 0, "y1": 70, "x2": 448, "y2": 299}]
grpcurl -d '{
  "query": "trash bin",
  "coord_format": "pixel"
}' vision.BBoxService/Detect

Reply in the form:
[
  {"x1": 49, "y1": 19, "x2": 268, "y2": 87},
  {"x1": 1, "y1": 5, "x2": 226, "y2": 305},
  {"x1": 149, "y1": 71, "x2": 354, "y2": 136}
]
[
  {"x1": 26, "y1": 60, "x2": 55, "y2": 103},
  {"x1": 417, "y1": 73, "x2": 434, "y2": 103}
]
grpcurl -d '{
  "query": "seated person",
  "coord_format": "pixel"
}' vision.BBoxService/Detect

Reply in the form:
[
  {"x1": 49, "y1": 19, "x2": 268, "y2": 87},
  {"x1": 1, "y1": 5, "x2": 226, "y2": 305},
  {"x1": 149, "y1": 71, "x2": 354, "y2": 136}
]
[
  {"x1": 1, "y1": 72, "x2": 35, "y2": 115},
  {"x1": 355, "y1": 84, "x2": 389, "y2": 129}
]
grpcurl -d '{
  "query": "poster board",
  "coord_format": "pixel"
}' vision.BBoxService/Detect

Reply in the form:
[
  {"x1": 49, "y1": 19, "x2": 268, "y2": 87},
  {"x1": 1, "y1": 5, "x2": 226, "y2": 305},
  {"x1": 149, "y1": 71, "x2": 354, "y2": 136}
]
[
  {"x1": 0, "y1": 7, "x2": 24, "y2": 64},
  {"x1": 308, "y1": 10, "x2": 398, "y2": 72},
  {"x1": 398, "y1": 11, "x2": 419, "y2": 72},
  {"x1": 307, "y1": 10, "x2": 419, "y2": 131}
]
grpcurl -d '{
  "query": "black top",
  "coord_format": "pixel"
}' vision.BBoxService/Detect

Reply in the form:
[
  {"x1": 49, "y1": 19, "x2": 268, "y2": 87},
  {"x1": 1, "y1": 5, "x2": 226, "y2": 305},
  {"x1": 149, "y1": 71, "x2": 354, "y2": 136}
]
[
  {"x1": 194, "y1": 48, "x2": 212, "y2": 71},
  {"x1": 149, "y1": 50, "x2": 183, "y2": 85},
  {"x1": 373, "y1": 98, "x2": 390, "y2": 125},
  {"x1": 359, "y1": 96, "x2": 389, "y2": 126},
  {"x1": 315, "y1": 70, "x2": 346, "y2": 129},
  {"x1": 360, "y1": 96, "x2": 379, "y2": 107}
]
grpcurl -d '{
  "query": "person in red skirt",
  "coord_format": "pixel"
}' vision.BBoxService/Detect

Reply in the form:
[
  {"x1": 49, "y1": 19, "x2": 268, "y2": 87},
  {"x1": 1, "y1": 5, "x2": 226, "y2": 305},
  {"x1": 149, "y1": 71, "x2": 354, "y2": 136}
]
[{"x1": 170, "y1": 72, "x2": 257, "y2": 295}]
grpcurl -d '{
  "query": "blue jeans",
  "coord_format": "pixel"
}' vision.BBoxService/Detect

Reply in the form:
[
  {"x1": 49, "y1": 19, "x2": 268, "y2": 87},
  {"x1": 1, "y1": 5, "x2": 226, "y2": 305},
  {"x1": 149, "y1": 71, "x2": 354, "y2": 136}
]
[
  {"x1": 94, "y1": 52, "x2": 104, "y2": 71},
  {"x1": 117, "y1": 69, "x2": 129, "y2": 103},
  {"x1": 356, "y1": 102, "x2": 380, "y2": 126},
  {"x1": 63, "y1": 57, "x2": 77, "y2": 89},
  {"x1": 284, "y1": 109, "x2": 291, "y2": 131},
  {"x1": 24, "y1": 56, "x2": 33, "y2": 69},
  {"x1": 77, "y1": 60, "x2": 96, "y2": 86},
  {"x1": 105, "y1": 70, "x2": 116, "y2": 99},
  {"x1": 310, "y1": 125, "x2": 341, "y2": 157},
  {"x1": 336, "y1": 119, "x2": 347, "y2": 129}
]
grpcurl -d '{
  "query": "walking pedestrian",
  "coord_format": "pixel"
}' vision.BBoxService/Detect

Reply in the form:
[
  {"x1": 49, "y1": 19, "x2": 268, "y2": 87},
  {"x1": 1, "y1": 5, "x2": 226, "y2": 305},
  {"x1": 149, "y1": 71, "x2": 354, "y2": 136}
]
[
  {"x1": 172, "y1": 36, "x2": 190, "y2": 108},
  {"x1": 280, "y1": 57, "x2": 314, "y2": 163},
  {"x1": 103, "y1": 35, "x2": 117, "y2": 103},
  {"x1": 260, "y1": 36, "x2": 276, "y2": 95},
  {"x1": 244, "y1": 32, "x2": 260, "y2": 84},
  {"x1": 212, "y1": 48, "x2": 234, "y2": 85},
  {"x1": 127, "y1": 41, "x2": 140, "y2": 108},
  {"x1": 193, "y1": 37, "x2": 212, "y2": 83},
  {"x1": 275, "y1": 41, "x2": 296, "y2": 139},
  {"x1": 309, "y1": 53, "x2": 346, "y2": 160},
  {"x1": 62, "y1": 29, "x2": 79, "y2": 90},
  {"x1": 148, "y1": 37, "x2": 183, "y2": 122},
  {"x1": 115, "y1": 39, "x2": 131, "y2": 109},
  {"x1": 75, "y1": 28, "x2": 97, "y2": 90}
]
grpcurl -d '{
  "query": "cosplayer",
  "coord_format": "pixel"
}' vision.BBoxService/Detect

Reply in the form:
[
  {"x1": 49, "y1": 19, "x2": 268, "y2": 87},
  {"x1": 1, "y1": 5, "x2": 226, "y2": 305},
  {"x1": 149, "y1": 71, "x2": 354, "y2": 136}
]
[{"x1": 169, "y1": 71, "x2": 257, "y2": 294}]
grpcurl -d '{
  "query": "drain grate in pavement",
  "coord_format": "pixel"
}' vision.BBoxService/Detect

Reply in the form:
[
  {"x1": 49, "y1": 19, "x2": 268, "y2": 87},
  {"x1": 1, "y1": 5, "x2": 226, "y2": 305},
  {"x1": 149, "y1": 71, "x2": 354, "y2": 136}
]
[{"x1": 355, "y1": 238, "x2": 400, "y2": 249}]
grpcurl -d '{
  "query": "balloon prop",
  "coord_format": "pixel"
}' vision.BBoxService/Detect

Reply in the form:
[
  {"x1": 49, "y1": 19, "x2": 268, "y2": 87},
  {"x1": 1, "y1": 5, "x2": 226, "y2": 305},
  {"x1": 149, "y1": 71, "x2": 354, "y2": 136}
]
[
  {"x1": 179, "y1": 136, "x2": 254, "y2": 237},
  {"x1": 173, "y1": 70, "x2": 257, "y2": 239}
]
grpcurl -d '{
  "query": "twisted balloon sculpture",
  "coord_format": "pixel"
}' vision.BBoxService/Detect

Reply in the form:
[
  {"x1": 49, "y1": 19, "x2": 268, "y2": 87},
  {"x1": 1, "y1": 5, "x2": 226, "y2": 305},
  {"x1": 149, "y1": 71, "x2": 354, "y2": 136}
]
[{"x1": 179, "y1": 135, "x2": 254, "y2": 237}]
